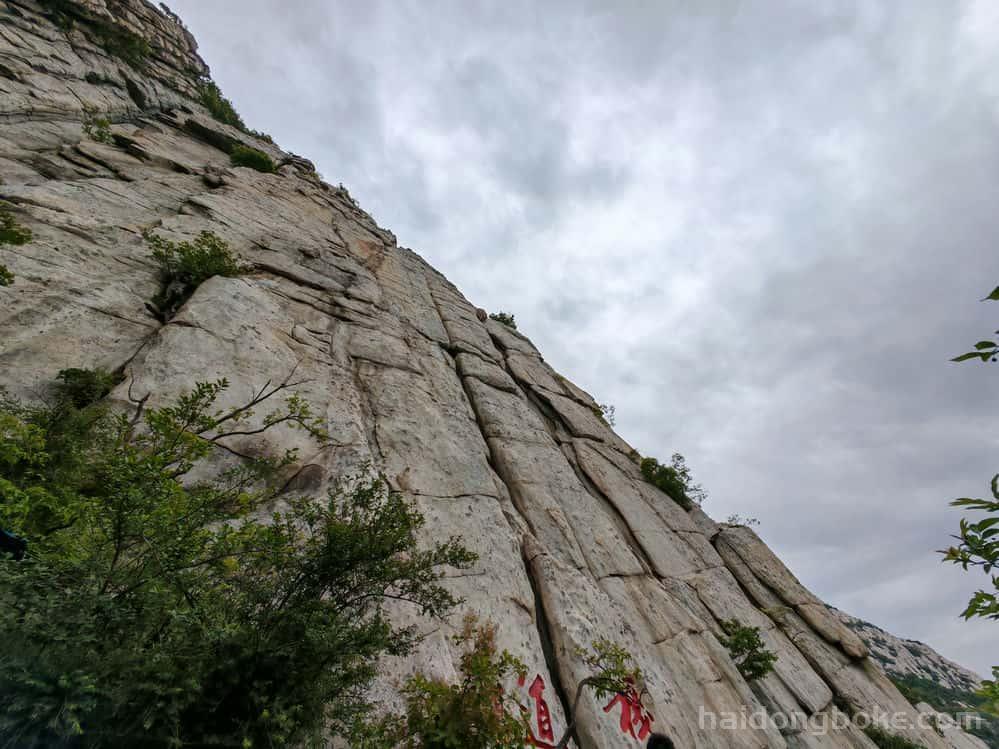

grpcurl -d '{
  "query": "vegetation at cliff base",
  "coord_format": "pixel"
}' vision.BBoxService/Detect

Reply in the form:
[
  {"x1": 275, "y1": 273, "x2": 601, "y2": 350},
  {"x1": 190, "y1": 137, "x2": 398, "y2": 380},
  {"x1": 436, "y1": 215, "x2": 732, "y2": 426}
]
[
  {"x1": 863, "y1": 725, "x2": 926, "y2": 749},
  {"x1": 718, "y1": 619, "x2": 777, "y2": 681},
  {"x1": 146, "y1": 229, "x2": 251, "y2": 320},
  {"x1": 640, "y1": 452, "x2": 706, "y2": 510},
  {"x1": 489, "y1": 311, "x2": 517, "y2": 329},
  {"x1": 231, "y1": 144, "x2": 277, "y2": 173},
  {"x1": 890, "y1": 674, "x2": 999, "y2": 747},
  {"x1": 0, "y1": 374, "x2": 475, "y2": 747},
  {"x1": 358, "y1": 620, "x2": 642, "y2": 749}
]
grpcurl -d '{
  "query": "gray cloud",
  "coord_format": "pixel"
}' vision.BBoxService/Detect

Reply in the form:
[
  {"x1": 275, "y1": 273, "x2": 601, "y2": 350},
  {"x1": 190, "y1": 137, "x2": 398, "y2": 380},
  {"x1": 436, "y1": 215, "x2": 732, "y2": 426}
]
[{"x1": 169, "y1": 0, "x2": 999, "y2": 675}]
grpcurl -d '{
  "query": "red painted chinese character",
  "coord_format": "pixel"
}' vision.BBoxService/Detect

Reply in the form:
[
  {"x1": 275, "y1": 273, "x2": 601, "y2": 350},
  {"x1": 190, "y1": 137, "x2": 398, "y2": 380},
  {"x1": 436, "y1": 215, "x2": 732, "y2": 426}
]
[
  {"x1": 603, "y1": 680, "x2": 655, "y2": 741},
  {"x1": 517, "y1": 674, "x2": 557, "y2": 748}
]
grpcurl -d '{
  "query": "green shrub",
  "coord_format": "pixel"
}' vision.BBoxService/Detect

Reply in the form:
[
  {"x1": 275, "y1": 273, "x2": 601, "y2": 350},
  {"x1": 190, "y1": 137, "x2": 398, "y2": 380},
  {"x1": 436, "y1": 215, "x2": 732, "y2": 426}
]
[
  {"x1": 0, "y1": 378, "x2": 474, "y2": 747},
  {"x1": 94, "y1": 24, "x2": 149, "y2": 69},
  {"x1": 718, "y1": 619, "x2": 777, "y2": 681},
  {"x1": 489, "y1": 311, "x2": 517, "y2": 329},
  {"x1": 82, "y1": 113, "x2": 113, "y2": 144},
  {"x1": 39, "y1": 0, "x2": 148, "y2": 66},
  {"x1": 54, "y1": 367, "x2": 122, "y2": 409},
  {"x1": 230, "y1": 144, "x2": 277, "y2": 173},
  {"x1": 0, "y1": 210, "x2": 30, "y2": 287},
  {"x1": 145, "y1": 230, "x2": 251, "y2": 319},
  {"x1": 359, "y1": 623, "x2": 640, "y2": 749},
  {"x1": 0, "y1": 210, "x2": 31, "y2": 246},
  {"x1": 198, "y1": 79, "x2": 246, "y2": 130},
  {"x1": 863, "y1": 725, "x2": 926, "y2": 749},
  {"x1": 640, "y1": 453, "x2": 706, "y2": 509}
]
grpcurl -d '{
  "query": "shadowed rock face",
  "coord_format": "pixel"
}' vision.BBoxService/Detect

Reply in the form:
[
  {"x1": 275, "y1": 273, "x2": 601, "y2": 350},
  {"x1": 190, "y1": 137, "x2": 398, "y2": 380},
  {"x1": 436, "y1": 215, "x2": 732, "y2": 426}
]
[{"x1": 0, "y1": 2, "x2": 985, "y2": 748}]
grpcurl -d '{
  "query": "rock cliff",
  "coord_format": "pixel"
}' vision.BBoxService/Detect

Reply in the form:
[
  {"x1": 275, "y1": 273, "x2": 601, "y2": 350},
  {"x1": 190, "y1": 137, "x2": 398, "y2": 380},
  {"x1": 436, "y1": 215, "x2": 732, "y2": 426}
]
[
  {"x1": 0, "y1": 2, "x2": 986, "y2": 748},
  {"x1": 832, "y1": 609, "x2": 981, "y2": 694}
]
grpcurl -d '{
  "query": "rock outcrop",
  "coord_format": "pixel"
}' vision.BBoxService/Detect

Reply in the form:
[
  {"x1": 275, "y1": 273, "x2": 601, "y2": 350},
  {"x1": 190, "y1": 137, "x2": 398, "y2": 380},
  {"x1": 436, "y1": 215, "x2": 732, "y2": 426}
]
[
  {"x1": 832, "y1": 609, "x2": 982, "y2": 694},
  {"x1": 0, "y1": 2, "x2": 987, "y2": 748}
]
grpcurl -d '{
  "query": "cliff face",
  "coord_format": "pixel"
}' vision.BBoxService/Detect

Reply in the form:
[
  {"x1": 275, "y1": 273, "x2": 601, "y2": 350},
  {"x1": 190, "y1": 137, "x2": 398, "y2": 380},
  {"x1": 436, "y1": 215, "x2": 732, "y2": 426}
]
[
  {"x1": 832, "y1": 609, "x2": 982, "y2": 694},
  {"x1": 0, "y1": 3, "x2": 985, "y2": 748}
]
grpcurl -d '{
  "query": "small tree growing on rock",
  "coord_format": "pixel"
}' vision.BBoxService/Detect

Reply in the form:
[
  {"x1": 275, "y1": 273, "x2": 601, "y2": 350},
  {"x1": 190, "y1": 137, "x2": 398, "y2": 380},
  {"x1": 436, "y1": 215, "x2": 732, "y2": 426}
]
[
  {"x1": 489, "y1": 311, "x2": 517, "y2": 329},
  {"x1": 718, "y1": 619, "x2": 777, "y2": 681},
  {"x1": 145, "y1": 229, "x2": 251, "y2": 320},
  {"x1": 640, "y1": 453, "x2": 706, "y2": 510}
]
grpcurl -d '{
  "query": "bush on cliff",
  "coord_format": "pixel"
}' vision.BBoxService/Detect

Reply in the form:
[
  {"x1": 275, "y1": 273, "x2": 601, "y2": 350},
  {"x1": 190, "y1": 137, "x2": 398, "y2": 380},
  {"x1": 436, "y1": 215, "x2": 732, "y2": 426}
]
[
  {"x1": 489, "y1": 311, "x2": 517, "y2": 329},
  {"x1": 718, "y1": 619, "x2": 777, "y2": 681},
  {"x1": 0, "y1": 208, "x2": 32, "y2": 287},
  {"x1": 0, "y1": 375, "x2": 475, "y2": 747},
  {"x1": 640, "y1": 452, "x2": 706, "y2": 510},
  {"x1": 230, "y1": 144, "x2": 277, "y2": 173},
  {"x1": 198, "y1": 79, "x2": 247, "y2": 130},
  {"x1": 146, "y1": 229, "x2": 251, "y2": 320}
]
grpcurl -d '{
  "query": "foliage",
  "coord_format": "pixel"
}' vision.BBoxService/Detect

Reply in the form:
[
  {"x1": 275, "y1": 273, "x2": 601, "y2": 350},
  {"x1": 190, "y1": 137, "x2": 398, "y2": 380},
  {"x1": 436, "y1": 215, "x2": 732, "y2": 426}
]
[
  {"x1": 82, "y1": 113, "x2": 114, "y2": 144},
  {"x1": 640, "y1": 452, "x2": 706, "y2": 509},
  {"x1": 197, "y1": 80, "x2": 274, "y2": 143},
  {"x1": 94, "y1": 24, "x2": 150, "y2": 69},
  {"x1": 146, "y1": 230, "x2": 251, "y2": 320},
  {"x1": 198, "y1": 79, "x2": 247, "y2": 130},
  {"x1": 361, "y1": 616, "x2": 530, "y2": 749},
  {"x1": 40, "y1": 1, "x2": 151, "y2": 68},
  {"x1": 359, "y1": 625, "x2": 641, "y2": 749},
  {"x1": 489, "y1": 312, "x2": 517, "y2": 329},
  {"x1": 597, "y1": 403, "x2": 616, "y2": 427},
  {"x1": 0, "y1": 209, "x2": 32, "y2": 247},
  {"x1": 718, "y1": 619, "x2": 777, "y2": 681},
  {"x1": 725, "y1": 514, "x2": 760, "y2": 527},
  {"x1": 863, "y1": 725, "x2": 926, "y2": 749},
  {"x1": 230, "y1": 144, "x2": 277, "y2": 173},
  {"x1": 54, "y1": 367, "x2": 122, "y2": 409},
  {"x1": 942, "y1": 473, "x2": 999, "y2": 624},
  {"x1": 0, "y1": 375, "x2": 475, "y2": 747},
  {"x1": 0, "y1": 209, "x2": 31, "y2": 287},
  {"x1": 952, "y1": 285, "x2": 999, "y2": 363},
  {"x1": 948, "y1": 283, "x2": 999, "y2": 725},
  {"x1": 890, "y1": 674, "x2": 999, "y2": 746}
]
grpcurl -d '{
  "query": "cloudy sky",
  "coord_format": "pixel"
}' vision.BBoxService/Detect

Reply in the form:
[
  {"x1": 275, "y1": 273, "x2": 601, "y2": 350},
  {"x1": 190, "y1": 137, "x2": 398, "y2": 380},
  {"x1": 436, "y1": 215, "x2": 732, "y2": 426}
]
[{"x1": 167, "y1": 0, "x2": 999, "y2": 675}]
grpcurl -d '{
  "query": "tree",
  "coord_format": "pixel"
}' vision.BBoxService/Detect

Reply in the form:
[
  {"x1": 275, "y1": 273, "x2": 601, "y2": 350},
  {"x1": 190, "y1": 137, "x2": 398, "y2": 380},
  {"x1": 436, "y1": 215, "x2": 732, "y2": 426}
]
[
  {"x1": 0, "y1": 372, "x2": 475, "y2": 747},
  {"x1": 489, "y1": 312, "x2": 517, "y2": 330},
  {"x1": 358, "y1": 619, "x2": 643, "y2": 749},
  {"x1": 945, "y1": 283, "x2": 999, "y2": 713},
  {"x1": 640, "y1": 452, "x2": 707, "y2": 509},
  {"x1": 718, "y1": 619, "x2": 777, "y2": 682}
]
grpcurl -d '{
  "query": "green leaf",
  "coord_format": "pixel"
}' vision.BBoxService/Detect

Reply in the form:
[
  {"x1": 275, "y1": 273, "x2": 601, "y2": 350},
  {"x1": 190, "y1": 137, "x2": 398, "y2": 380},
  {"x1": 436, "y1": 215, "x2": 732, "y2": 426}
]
[
  {"x1": 985, "y1": 286, "x2": 999, "y2": 301},
  {"x1": 974, "y1": 341, "x2": 997, "y2": 350},
  {"x1": 951, "y1": 352, "x2": 983, "y2": 362}
]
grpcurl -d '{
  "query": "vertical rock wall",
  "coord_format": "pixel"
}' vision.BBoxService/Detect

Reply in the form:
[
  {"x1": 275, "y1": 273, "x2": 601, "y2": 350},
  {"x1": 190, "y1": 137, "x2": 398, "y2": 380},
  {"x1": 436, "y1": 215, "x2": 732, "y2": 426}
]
[{"x1": 0, "y1": 2, "x2": 984, "y2": 748}]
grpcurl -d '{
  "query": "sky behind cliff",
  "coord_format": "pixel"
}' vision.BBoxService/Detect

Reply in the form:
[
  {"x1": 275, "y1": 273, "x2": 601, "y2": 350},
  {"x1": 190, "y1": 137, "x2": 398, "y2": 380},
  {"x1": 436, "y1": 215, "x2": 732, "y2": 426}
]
[{"x1": 168, "y1": 0, "x2": 999, "y2": 675}]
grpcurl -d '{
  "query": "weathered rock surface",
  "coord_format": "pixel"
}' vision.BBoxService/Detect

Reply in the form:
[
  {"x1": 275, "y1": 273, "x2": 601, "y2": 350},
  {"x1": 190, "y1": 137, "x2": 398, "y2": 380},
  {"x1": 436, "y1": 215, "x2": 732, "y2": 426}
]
[
  {"x1": 831, "y1": 609, "x2": 982, "y2": 693},
  {"x1": 0, "y1": 2, "x2": 986, "y2": 748}
]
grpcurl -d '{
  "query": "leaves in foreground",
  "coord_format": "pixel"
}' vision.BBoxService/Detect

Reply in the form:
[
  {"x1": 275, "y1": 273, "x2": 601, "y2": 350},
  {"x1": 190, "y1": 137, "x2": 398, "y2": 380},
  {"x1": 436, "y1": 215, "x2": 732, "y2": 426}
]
[{"x1": 0, "y1": 376, "x2": 474, "y2": 747}]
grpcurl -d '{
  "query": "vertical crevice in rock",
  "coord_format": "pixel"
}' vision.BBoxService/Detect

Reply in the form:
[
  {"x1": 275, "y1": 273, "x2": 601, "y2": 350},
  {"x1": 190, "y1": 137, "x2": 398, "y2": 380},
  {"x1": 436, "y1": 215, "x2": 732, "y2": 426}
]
[
  {"x1": 561, "y1": 443, "x2": 659, "y2": 579},
  {"x1": 523, "y1": 546, "x2": 581, "y2": 749}
]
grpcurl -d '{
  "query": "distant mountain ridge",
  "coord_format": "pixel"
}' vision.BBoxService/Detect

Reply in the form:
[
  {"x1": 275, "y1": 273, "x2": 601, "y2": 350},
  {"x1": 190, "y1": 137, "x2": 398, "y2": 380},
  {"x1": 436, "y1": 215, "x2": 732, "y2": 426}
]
[{"x1": 830, "y1": 607, "x2": 982, "y2": 691}]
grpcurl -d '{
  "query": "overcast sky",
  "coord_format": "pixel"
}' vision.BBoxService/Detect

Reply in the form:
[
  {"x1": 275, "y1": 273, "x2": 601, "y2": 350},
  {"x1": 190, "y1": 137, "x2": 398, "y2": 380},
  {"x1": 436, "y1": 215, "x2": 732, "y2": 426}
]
[{"x1": 166, "y1": 0, "x2": 999, "y2": 676}]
